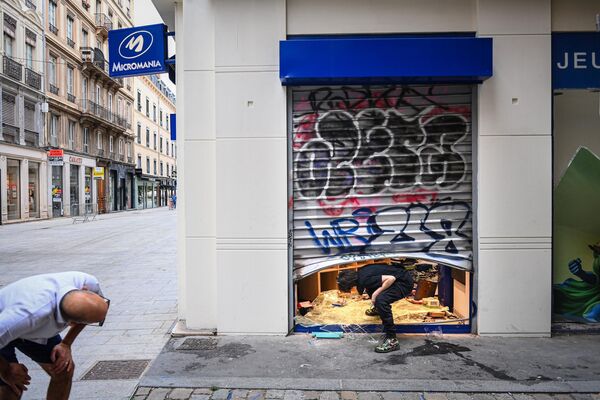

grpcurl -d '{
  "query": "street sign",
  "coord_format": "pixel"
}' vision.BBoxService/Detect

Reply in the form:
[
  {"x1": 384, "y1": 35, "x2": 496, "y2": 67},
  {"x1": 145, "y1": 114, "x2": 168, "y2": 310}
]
[
  {"x1": 552, "y1": 32, "x2": 600, "y2": 89},
  {"x1": 108, "y1": 23, "x2": 168, "y2": 78},
  {"x1": 48, "y1": 149, "x2": 64, "y2": 166},
  {"x1": 93, "y1": 167, "x2": 105, "y2": 179}
]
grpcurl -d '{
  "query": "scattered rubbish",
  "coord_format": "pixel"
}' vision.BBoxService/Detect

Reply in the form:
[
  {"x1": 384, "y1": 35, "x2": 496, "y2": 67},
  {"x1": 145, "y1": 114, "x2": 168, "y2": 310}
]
[{"x1": 312, "y1": 332, "x2": 344, "y2": 339}]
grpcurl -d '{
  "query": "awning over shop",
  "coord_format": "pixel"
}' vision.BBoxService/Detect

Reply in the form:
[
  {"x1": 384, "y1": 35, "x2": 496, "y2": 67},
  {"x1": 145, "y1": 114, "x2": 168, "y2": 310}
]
[{"x1": 280, "y1": 36, "x2": 493, "y2": 86}]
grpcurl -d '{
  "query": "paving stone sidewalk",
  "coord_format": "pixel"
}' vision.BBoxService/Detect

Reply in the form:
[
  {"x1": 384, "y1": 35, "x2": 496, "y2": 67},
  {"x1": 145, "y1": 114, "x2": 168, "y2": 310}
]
[
  {"x1": 0, "y1": 208, "x2": 178, "y2": 400},
  {"x1": 130, "y1": 388, "x2": 600, "y2": 400}
]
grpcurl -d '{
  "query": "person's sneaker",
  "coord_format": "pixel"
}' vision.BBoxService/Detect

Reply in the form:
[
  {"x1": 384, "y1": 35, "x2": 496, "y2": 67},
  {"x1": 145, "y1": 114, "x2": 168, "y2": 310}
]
[
  {"x1": 375, "y1": 337, "x2": 400, "y2": 353},
  {"x1": 365, "y1": 307, "x2": 379, "y2": 316}
]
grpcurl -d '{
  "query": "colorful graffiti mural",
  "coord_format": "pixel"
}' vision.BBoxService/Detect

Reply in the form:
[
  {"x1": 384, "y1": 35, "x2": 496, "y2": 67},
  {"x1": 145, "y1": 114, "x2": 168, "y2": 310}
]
[
  {"x1": 291, "y1": 85, "x2": 474, "y2": 279},
  {"x1": 553, "y1": 147, "x2": 600, "y2": 323}
]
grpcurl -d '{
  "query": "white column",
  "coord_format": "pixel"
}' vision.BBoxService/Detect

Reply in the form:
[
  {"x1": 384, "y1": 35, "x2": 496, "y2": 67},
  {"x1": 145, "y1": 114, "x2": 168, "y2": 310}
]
[
  {"x1": 0, "y1": 155, "x2": 7, "y2": 223},
  {"x1": 181, "y1": 0, "x2": 217, "y2": 331},
  {"x1": 40, "y1": 161, "x2": 49, "y2": 219},
  {"x1": 20, "y1": 158, "x2": 29, "y2": 219},
  {"x1": 213, "y1": 0, "x2": 288, "y2": 334},
  {"x1": 476, "y1": 0, "x2": 552, "y2": 336},
  {"x1": 63, "y1": 162, "x2": 71, "y2": 217}
]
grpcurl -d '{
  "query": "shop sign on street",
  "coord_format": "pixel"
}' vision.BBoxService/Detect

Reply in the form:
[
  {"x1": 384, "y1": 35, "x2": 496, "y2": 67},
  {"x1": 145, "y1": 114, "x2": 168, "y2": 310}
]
[
  {"x1": 48, "y1": 149, "x2": 64, "y2": 166},
  {"x1": 108, "y1": 23, "x2": 168, "y2": 78},
  {"x1": 93, "y1": 167, "x2": 105, "y2": 179},
  {"x1": 553, "y1": 32, "x2": 600, "y2": 89}
]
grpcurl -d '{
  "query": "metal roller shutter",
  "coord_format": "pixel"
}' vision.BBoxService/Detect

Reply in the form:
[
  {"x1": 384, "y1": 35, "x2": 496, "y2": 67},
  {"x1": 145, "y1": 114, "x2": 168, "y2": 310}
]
[
  {"x1": 2, "y1": 92, "x2": 16, "y2": 127},
  {"x1": 290, "y1": 85, "x2": 474, "y2": 280}
]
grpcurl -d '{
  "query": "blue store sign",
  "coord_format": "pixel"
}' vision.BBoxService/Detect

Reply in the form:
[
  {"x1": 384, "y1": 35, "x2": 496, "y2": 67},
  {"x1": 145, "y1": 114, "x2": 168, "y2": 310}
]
[
  {"x1": 552, "y1": 32, "x2": 600, "y2": 89},
  {"x1": 108, "y1": 23, "x2": 168, "y2": 78}
]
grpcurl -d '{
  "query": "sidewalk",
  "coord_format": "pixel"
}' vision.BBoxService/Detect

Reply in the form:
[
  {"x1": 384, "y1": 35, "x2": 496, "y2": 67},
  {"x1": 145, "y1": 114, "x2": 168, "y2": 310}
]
[{"x1": 133, "y1": 333, "x2": 600, "y2": 399}]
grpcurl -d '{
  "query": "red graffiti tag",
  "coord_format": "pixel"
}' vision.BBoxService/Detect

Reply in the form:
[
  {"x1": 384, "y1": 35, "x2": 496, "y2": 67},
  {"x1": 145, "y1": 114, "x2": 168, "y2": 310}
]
[{"x1": 392, "y1": 189, "x2": 438, "y2": 204}]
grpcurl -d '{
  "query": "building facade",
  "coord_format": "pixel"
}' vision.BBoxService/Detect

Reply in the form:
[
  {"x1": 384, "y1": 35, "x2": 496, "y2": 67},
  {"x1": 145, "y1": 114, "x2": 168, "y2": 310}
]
[
  {"x1": 133, "y1": 74, "x2": 176, "y2": 209},
  {"x1": 44, "y1": 0, "x2": 136, "y2": 217},
  {"x1": 1, "y1": 0, "x2": 47, "y2": 224},
  {"x1": 157, "y1": 0, "x2": 599, "y2": 336}
]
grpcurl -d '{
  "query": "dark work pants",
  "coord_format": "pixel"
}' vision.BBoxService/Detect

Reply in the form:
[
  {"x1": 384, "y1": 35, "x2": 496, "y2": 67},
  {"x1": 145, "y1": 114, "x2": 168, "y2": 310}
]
[{"x1": 374, "y1": 282, "x2": 412, "y2": 338}]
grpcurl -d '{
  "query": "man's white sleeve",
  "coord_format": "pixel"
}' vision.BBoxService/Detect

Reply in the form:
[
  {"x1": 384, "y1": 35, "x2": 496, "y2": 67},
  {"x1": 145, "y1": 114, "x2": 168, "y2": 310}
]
[
  {"x1": 82, "y1": 274, "x2": 103, "y2": 297},
  {"x1": 0, "y1": 310, "x2": 40, "y2": 350}
]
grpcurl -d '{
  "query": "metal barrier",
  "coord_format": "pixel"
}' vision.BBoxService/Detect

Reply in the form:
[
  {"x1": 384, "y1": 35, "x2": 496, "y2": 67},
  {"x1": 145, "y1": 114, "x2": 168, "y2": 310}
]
[{"x1": 72, "y1": 203, "x2": 98, "y2": 223}]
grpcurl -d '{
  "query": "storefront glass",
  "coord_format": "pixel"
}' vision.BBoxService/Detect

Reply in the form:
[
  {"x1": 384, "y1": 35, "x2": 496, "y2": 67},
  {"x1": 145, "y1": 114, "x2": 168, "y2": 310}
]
[
  {"x1": 146, "y1": 183, "x2": 153, "y2": 208},
  {"x1": 52, "y1": 165, "x2": 63, "y2": 217},
  {"x1": 70, "y1": 165, "x2": 80, "y2": 216},
  {"x1": 7, "y1": 159, "x2": 20, "y2": 220},
  {"x1": 28, "y1": 162, "x2": 40, "y2": 218},
  {"x1": 137, "y1": 183, "x2": 144, "y2": 208},
  {"x1": 85, "y1": 167, "x2": 93, "y2": 214}
]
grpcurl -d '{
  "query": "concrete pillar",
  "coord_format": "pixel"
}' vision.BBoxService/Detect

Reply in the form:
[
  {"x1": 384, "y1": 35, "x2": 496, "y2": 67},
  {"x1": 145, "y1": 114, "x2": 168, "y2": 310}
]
[
  {"x1": 476, "y1": 0, "x2": 552, "y2": 336},
  {"x1": 63, "y1": 162, "x2": 71, "y2": 217},
  {"x1": 21, "y1": 158, "x2": 29, "y2": 219},
  {"x1": 0, "y1": 155, "x2": 7, "y2": 223},
  {"x1": 180, "y1": 0, "x2": 217, "y2": 330},
  {"x1": 40, "y1": 161, "x2": 48, "y2": 219}
]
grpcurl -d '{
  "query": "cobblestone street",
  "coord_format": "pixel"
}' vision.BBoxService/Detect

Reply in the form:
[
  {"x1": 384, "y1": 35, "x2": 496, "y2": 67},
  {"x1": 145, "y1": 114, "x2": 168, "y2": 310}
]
[
  {"x1": 0, "y1": 208, "x2": 177, "y2": 400},
  {"x1": 130, "y1": 388, "x2": 600, "y2": 400}
]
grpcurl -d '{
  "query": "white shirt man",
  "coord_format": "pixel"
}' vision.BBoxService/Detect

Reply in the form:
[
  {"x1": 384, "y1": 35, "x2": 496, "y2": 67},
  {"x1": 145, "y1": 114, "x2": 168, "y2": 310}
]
[{"x1": 0, "y1": 271, "x2": 108, "y2": 399}]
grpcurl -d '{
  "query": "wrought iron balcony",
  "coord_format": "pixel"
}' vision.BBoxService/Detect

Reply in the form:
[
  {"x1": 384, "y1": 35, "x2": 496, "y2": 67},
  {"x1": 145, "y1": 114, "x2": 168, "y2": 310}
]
[
  {"x1": 67, "y1": 93, "x2": 76, "y2": 103},
  {"x1": 25, "y1": 68, "x2": 41, "y2": 90},
  {"x1": 3, "y1": 56, "x2": 23, "y2": 82},
  {"x1": 79, "y1": 99, "x2": 129, "y2": 130},
  {"x1": 49, "y1": 84, "x2": 59, "y2": 95},
  {"x1": 95, "y1": 13, "x2": 113, "y2": 33},
  {"x1": 127, "y1": 156, "x2": 132, "y2": 164},
  {"x1": 67, "y1": 38, "x2": 75, "y2": 48},
  {"x1": 50, "y1": 136, "x2": 58, "y2": 147},
  {"x1": 80, "y1": 47, "x2": 123, "y2": 88},
  {"x1": 119, "y1": 154, "x2": 124, "y2": 162},
  {"x1": 109, "y1": 152, "x2": 115, "y2": 160},
  {"x1": 25, "y1": 0, "x2": 37, "y2": 11},
  {"x1": 49, "y1": 23, "x2": 58, "y2": 35},
  {"x1": 97, "y1": 149, "x2": 104, "y2": 157}
]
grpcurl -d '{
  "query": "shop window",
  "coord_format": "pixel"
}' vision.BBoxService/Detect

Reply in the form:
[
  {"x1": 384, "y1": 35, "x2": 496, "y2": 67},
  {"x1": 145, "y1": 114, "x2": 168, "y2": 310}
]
[
  {"x1": 70, "y1": 165, "x2": 80, "y2": 216},
  {"x1": 85, "y1": 167, "x2": 93, "y2": 212},
  {"x1": 52, "y1": 165, "x2": 63, "y2": 217},
  {"x1": 7, "y1": 159, "x2": 21, "y2": 220},
  {"x1": 29, "y1": 162, "x2": 40, "y2": 218}
]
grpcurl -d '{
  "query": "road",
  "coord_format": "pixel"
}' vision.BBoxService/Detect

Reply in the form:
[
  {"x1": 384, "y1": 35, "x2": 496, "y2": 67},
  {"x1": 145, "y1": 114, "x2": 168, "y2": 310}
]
[{"x1": 0, "y1": 208, "x2": 177, "y2": 400}]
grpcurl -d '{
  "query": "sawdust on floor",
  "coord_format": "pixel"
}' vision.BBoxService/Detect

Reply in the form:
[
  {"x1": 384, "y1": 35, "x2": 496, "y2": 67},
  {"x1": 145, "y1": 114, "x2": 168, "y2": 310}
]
[{"x1": 299, "y1": 290, "x2": 460, "y2": 326}]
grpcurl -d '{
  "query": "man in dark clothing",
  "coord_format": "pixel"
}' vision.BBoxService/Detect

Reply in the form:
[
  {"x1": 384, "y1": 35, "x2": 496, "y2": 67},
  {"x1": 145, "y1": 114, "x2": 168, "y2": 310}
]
[{"x1": 337, "y1": 263, "x2": 413, "y2": 353}]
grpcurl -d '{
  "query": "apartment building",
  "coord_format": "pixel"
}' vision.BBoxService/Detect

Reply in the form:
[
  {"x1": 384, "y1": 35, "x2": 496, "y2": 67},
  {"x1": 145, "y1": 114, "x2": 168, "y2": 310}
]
[
  {"x1": 133, "y1": 74, "x2": 175, "y2": 209},
  {"x1": 1, "y1": 0, "x2": 47, "y2": 224},
  {"x1": 44, "y1": 0, "x2": 135, "y2": 217}
]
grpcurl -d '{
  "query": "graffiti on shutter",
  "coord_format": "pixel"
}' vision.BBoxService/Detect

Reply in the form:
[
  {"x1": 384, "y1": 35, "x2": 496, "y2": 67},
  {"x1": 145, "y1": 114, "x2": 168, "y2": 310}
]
[{"x1": 291, "y1": 85, "x2": 473, "y2": 279}]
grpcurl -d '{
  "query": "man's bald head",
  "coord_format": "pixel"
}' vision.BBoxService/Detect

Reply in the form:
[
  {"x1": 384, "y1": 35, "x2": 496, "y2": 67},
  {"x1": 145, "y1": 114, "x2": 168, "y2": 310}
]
[{"x1": 60, "y1": 290, "x2": 109, "y2": 325}]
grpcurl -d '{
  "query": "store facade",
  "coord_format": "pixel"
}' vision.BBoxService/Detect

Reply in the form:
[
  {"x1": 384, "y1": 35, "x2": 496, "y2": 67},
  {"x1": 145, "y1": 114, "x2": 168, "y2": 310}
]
[{"x1": 153, "y1": 0, "x2": 600, "y2": 336}]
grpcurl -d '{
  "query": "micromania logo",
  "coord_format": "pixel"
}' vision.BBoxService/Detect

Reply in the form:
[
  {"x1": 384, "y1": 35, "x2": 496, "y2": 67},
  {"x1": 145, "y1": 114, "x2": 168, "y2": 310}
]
[{"x1": 118, "y1": 30, "x2": 154, "y2": 60}]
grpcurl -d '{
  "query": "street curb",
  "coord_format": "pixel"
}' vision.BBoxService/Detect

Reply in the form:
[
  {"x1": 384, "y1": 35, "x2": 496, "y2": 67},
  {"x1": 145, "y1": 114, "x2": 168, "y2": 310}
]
[{"x1": 138, "y1": 377, "x2": 600, "y2": 393}]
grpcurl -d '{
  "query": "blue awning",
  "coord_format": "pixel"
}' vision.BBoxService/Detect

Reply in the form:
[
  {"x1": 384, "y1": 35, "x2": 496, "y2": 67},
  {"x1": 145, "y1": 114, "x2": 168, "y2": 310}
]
[{"x1": 280, "y1": 37, "x2": 493, "y2": 86}]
